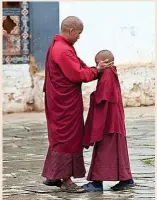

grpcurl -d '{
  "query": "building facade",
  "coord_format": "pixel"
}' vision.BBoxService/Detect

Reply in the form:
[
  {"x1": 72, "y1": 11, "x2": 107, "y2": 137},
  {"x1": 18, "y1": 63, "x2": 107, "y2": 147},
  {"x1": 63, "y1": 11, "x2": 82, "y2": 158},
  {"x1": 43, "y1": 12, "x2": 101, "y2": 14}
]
[{"x1": 3, "y1": 1, "x2": 155, "y2": 113}]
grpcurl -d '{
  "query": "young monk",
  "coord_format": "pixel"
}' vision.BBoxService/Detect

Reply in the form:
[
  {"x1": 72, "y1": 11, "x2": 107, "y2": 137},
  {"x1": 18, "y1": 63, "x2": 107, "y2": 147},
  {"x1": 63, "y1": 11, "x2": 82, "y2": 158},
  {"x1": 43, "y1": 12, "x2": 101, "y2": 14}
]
[{"x1": 82, "y1": 50, "x2": 135, "y2": 192}]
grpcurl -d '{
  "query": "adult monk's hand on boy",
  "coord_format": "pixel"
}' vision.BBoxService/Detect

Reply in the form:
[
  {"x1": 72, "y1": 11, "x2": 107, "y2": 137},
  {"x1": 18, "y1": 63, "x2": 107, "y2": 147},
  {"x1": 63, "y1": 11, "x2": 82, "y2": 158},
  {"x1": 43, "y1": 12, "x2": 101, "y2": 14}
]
[{"x1": 96, "y1": 59, "x2": 114, "y2": 73}]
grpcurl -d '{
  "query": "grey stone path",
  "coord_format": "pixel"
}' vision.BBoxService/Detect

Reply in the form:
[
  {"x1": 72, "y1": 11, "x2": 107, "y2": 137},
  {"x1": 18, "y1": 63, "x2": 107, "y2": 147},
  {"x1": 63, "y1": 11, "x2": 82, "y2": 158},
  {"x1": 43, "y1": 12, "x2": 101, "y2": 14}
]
[{"x1": 3, "y1": 107, "x2": 155, "y2": 200}]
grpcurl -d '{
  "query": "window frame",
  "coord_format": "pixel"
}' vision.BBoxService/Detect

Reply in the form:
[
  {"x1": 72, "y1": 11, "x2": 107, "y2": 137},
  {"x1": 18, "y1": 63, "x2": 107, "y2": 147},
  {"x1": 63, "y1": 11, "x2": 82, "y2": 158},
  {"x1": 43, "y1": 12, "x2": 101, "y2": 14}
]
[{"x1": 3, "y1": 2, "x2": 30, "y2": 64}]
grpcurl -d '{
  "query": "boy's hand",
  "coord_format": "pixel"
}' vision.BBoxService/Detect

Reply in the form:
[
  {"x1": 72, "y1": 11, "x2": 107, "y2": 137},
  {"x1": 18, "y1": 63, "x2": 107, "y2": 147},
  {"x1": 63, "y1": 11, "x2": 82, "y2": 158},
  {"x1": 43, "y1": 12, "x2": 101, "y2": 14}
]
[{"x1": 97, "y1": 59, "x2": 114, "y2": 73}]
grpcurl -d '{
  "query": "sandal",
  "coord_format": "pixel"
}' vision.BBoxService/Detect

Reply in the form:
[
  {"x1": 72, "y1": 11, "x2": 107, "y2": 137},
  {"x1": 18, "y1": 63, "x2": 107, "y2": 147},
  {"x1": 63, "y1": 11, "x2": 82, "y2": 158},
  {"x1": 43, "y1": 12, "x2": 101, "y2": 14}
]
[{"x1": 61, "y1": 183, "x2": 86, "y2": 193}]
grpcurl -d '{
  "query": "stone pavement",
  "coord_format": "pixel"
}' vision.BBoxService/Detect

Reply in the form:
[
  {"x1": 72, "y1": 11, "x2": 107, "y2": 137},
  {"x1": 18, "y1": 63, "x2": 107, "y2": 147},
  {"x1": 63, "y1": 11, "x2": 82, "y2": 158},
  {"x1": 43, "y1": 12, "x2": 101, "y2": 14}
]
[{"x1": 3, "y1": 106, "x2": 155, "y2": 200}]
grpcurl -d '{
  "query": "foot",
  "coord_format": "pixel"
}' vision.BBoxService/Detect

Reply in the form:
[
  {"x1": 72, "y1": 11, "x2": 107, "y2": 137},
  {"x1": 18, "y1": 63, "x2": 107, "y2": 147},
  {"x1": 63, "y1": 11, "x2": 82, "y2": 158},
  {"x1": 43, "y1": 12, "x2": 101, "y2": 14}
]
[
  {"x1": 61, "y1": 182, "x2": 86, "y2": 193},
  {"x1": 43, "y1": 179, "x2": 62, "y2": 187},
  {"x1": 111, "y1": 179, "x2": 135, "y2": 191},
  {"x1": 82, "y1": 182, "x2": 103, "y2": 192}
]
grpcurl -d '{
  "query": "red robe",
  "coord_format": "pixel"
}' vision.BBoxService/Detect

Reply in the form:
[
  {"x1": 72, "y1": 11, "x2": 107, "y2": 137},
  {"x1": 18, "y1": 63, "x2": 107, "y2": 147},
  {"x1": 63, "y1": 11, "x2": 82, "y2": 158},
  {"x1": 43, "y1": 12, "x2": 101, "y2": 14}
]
[
  {"x1": 83, "y1": 67, "x2": 126, "y2": 147},
  {"x1": 42, "y1": 34, "x2": 98, "y2": 180},
  {"x1": 83, "y1": 67, "x2": 132, "y2": 181}
]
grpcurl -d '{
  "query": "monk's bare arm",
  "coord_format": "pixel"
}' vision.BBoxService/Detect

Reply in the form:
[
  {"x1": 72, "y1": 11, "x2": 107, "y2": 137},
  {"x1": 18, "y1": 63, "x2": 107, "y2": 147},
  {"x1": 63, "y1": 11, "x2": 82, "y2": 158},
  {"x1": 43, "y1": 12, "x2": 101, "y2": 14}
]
[{"x1": 55, "y1": 50, "x2": 98, "y2": 83}]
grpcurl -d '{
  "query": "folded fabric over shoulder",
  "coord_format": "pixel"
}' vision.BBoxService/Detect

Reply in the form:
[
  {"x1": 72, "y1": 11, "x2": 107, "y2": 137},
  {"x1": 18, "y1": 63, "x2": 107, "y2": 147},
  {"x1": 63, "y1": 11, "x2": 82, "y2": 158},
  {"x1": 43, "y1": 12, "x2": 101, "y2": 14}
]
[
  {"x1": 83, "y1": 67, "x2": 126, "y2": 147},
  {"x1": 95, "y1": 67, "x2": 119, "y2": 104}
]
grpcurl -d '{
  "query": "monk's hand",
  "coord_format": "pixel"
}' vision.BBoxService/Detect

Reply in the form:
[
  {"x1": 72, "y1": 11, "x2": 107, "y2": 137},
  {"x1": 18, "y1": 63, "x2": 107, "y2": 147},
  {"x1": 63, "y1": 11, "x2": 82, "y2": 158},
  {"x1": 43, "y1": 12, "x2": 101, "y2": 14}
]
[{"x1": 96, "y1": 59, "x2": 114, "y2": 73}]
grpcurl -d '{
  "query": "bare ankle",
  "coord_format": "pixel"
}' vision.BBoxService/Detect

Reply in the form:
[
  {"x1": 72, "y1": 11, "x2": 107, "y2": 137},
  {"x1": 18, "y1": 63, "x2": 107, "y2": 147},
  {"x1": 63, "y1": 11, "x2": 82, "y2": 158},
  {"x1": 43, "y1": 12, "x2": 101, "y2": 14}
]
[{"x1": 61, "y1": 178, "x2": 73, "y2": 188}]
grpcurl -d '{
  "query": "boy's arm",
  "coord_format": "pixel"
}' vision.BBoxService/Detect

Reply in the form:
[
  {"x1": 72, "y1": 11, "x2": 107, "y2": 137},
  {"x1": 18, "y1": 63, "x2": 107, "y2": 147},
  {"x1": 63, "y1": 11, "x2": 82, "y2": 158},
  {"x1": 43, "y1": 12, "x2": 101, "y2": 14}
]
[
  {"x1": 83, "y1": 91, "x2": 109, "y2": 146},
  {"x1": 83, "y1": 92, "x2": 95, "y2": 147},
  {"x1": 89, "y1": 100, "x2": 109, "y2": 144}
]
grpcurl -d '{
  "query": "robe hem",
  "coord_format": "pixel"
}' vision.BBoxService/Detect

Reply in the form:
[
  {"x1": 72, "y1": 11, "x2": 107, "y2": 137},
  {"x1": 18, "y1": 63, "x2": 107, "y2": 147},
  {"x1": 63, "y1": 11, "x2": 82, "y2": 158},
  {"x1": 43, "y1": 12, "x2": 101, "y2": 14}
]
[{"x1": 42, "y1": 173, "x2": 86, "y2": 181}]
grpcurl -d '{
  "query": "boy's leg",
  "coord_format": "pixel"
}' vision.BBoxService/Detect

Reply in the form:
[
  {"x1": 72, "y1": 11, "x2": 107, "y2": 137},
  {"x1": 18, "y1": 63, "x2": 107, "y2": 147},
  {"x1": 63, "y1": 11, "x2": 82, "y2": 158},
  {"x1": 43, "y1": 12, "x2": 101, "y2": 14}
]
[
  {"x1": 82, "y1": 143, "x2": 103, "y2": 191},
  {"x1": 86, "y1": 134, "x2": 120, "y2": 182},
  {"x1": 83, "y1": 134, "x2": 118, "y2": 191},
  {"x1": 111, "y1": 134, "x2": 135, "y2": 191},
  {"x1": 82, "y1": 133, "x2": 134, "y2": 192}
]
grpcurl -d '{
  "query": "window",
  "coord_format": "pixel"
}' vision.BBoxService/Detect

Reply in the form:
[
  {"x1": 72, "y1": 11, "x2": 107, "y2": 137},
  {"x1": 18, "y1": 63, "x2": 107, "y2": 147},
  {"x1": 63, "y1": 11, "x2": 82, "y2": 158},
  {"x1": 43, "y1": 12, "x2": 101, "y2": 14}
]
[{"x1": 3, "y1": 2, "x2": 30, "y2": 64}]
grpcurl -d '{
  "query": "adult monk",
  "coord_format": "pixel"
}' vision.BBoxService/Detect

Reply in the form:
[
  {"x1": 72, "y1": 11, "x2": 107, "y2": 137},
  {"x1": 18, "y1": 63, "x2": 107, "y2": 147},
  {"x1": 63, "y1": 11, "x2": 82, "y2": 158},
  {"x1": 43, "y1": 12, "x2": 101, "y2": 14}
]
[
  {"x1": 82, "y1": 50, "x2": 135, "y2": 192},
  {"x1": 42, "y1": 17, "x2": 113, "y2": 193}
]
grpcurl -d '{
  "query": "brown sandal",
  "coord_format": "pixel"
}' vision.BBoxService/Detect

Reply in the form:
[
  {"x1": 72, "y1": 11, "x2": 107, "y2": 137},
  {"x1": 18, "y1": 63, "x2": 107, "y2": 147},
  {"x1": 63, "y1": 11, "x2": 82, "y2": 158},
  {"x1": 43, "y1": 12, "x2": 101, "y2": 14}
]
[{"x1": 61, "y1": 183, "x2": 86, "y2": 193}]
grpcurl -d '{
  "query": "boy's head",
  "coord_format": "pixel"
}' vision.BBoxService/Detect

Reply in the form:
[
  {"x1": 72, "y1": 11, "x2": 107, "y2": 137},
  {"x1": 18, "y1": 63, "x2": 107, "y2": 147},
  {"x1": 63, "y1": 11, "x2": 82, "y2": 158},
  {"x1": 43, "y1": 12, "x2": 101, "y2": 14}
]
[{"x1": 95, "y1": 50, "x2": 114, "y2": 65}]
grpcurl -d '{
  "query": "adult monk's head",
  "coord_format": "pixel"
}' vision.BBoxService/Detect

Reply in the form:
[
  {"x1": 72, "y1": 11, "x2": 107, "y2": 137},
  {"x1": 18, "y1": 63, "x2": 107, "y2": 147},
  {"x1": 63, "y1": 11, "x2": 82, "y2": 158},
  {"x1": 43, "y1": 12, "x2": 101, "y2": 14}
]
[
  {"x1": 60, "y1": 16, "x2": 83, "y2": 44},
  {"x1": 95, "y1": 50, "x2": 114, "y2": 65}
]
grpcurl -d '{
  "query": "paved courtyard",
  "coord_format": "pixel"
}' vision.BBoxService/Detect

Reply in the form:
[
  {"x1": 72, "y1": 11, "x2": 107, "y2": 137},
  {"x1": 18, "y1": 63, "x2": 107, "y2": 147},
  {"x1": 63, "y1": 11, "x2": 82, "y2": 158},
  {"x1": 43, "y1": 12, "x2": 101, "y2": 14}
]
[{"x1": 3, "y1": 106, "x2": 155, "y2": 200}]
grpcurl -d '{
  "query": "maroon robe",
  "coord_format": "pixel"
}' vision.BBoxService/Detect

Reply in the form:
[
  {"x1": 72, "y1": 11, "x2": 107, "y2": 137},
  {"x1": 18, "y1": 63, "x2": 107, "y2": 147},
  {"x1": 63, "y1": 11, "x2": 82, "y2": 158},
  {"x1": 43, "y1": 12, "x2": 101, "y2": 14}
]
[
  {"x1": 42, "y1": 34, "x2": 98, "y2": 180},
  {"x1": 83, "y1": 67, "x2": 126, "y2": 146},
  {"x1": 87, "y1": 133, "x2": 132, "y2": 181},
  {"x1": 83, "y1": 67, "x2": 132, "y2": 181}
]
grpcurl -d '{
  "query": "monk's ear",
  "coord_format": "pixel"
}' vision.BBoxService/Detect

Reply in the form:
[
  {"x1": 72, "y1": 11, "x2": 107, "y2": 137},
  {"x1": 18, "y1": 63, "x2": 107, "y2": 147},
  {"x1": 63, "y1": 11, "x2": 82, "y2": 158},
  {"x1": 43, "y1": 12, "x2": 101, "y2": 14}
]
[{"x1": 69, "y1": 28, "x2": 75, "y2": 35}]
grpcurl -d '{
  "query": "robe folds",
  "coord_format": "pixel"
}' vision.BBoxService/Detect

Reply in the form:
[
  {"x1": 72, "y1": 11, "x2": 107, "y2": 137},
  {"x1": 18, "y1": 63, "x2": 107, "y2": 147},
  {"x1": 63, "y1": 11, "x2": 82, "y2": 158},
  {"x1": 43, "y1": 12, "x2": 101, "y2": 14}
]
[
  {"x1": 83, "y1": 67, "x2": 126, "y2": 147},
  {"x1": 42, "y1": 34, "x2": 98, "y2": 180},
  {"x1": 83, "y1": 67, "x2": 132, "y2": 181},
  {"x1": 87, "y1": 133, "x2": 133, "y2": 181}
]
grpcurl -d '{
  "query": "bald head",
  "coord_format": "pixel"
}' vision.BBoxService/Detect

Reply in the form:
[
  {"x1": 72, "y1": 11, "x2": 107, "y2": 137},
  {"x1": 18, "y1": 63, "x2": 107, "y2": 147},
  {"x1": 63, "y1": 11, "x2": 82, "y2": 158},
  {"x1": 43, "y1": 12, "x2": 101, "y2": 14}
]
[
  {"x1": 61, "y1": 16, "x2": 83, "y2": 33},
  {"x1": 95, "y1": 50, "x2": 114, "y2": 65},
  {"x1": 60, "y1": 16, "x2": 83, "y2": 44}
]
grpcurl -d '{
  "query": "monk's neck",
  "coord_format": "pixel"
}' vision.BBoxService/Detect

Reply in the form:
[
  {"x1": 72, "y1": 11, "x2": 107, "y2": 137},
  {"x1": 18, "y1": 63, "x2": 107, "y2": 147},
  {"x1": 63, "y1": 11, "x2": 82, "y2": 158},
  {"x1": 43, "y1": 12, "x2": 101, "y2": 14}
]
[{"x1": 59, "y1": 33, "x2": 73, "y2": 45}]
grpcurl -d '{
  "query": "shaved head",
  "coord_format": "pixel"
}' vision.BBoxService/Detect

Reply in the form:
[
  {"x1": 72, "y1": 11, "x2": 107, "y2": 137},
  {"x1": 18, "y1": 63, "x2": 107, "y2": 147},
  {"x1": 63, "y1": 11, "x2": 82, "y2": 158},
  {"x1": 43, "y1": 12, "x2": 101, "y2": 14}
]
[
  {"x1": 60, "y1": 16, "x2": 83, "y2": 44},
  {"x1": 95, "y1": 50, "x2": 114, "y2": 64},
  {"x1": 61, "y1": 16, "x2": 83, "y2": 33}
]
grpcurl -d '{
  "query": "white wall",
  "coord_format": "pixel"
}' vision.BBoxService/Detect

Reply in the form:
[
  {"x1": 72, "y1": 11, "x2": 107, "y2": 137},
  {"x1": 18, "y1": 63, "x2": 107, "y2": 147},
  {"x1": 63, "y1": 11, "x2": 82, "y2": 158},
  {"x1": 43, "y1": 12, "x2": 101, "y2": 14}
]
[
  {"x1": 3, "y1": 64, "x2": 45, "y2": 113},
  {"x1": 59, "y1": 1, "x2": 155, "y2": 66},
  {"x1": 3, "y1": 64, "x2": 33, "y2": 113},
  {"x1": 3, "y1": 1, "x2": 155, "y2": 113}
]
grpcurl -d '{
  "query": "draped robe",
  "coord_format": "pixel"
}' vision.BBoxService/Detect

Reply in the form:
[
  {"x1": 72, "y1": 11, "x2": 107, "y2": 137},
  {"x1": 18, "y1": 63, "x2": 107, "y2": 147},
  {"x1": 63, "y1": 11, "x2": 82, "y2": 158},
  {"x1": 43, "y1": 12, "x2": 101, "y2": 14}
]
[
  {"x1": 42, "y1": 34, "x2": 98, "y2": 180},
  {"x1": 83, "y1": 67, "x2": 132, "y2": 181}
]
